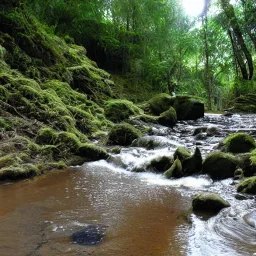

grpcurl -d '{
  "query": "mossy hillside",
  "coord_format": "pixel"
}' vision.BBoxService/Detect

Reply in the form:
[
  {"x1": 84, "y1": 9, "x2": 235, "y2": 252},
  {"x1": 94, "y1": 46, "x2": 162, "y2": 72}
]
[
  {"x1": 218, "y1": 132, "x2": 256, "y2": 153},
  {"x1": 104, "y1": 99, "x2": 143, "y2": 123},
  {"x1": 0, "y1": 7, "x2": 118, "y2": 180},
  {"x1": 0, "y1": 9, "x2": 113, "y2": 101},
  {"x1": 233, "y1": 94, "x2": 256, "y2": 113}
]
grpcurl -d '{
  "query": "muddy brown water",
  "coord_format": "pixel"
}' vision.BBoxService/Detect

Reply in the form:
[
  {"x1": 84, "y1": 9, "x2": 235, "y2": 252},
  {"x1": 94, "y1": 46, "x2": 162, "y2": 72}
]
[
  {"x1": 0, "y1": 113, "x2": 256, "y2": 256},
  {"x1": 0, "y1": 167, "x2": 189, "y2": 256}
]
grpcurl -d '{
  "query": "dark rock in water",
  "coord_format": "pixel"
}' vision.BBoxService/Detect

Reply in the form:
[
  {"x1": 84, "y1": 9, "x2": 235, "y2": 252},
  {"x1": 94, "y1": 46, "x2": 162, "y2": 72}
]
[
  {"x1": 182, "y1": 147, "x2": 202, "y2": 175},
  {"x1": 192, "y1": 193, "x2": 230, "y2": 214},
  {"x1": 157, "y1": 107, "x2": 177, "y2": 128},
  {"x1": 237, "y1": 176, "x2": 256, "y2": 194},
  {"x1": 71, "y1": 224, "x2": 107, "y2": 245},
  {"x1": 164, "y1": 158, "x2": 183, "y2": 178}
]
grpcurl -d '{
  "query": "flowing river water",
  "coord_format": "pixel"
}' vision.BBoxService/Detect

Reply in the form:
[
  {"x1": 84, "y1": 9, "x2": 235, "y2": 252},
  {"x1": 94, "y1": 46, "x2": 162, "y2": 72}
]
[{"x1": 0, "y1": 114, "x2": 256, "y2": 256}]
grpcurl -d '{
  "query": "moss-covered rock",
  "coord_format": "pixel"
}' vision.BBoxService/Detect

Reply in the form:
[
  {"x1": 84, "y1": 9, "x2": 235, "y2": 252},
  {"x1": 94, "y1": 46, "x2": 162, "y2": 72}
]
[
  {"x1": 107, "y1": 123, "x2": 142, "y2": 146},
  {"x1": 173, "y1": 96, "x2": 204, "y2": 120},
  {"x1": 164, "y1": 158, "x2": 183, "y2": 178},
  {"x1": 77, "y1": 144, "x2": 109, "y2": 161},
  {"x1": 192, "y1": 193, "x2": 230, "y2": 214},
  {"x1": 173, "y1": 147, "x2": 191, "y2": 163},
  {"x1": 147, "y1": 93, "x2": 174, "y2": 115},
  {"x1": 157, "y1": 107, "x2": 177, "y2": 127},
  {"x1": 237, "y1": 176, "x2": 256, "y2": 194},
  {"x1": 233, "y1": 93, "x2": 256, "y2": 113},
  {"x1": 218, "y1": 132, "x2": 256, "y2": 153},
  {"x1": 182, "y1": 147, "x2": 202, "y2": 175},
  {"x1": 202, "y1": 151, "x2": 238, "y2": 179},
  {"x1": 104, "y1": 99, "x2": 143, "y2": 123},
  {"x1": 149, "y1": 155, "x2": 174, "y2": 173}
]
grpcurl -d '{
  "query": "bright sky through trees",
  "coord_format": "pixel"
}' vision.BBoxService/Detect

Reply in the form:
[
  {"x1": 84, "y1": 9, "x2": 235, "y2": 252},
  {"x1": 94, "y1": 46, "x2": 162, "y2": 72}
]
[{"x1": 182, "y1": 0, "x2": 205, "y2": 16}]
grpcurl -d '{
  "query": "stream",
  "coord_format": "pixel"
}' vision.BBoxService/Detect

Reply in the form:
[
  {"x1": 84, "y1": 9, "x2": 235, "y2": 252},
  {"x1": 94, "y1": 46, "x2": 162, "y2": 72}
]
[{"x1": 0, "y1": 113, "x2": 256, "y2": 256}]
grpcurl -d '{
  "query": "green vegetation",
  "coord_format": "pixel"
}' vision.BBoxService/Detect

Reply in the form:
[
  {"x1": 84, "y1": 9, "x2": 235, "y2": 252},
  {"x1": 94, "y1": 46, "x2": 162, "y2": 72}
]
[{"x1": 164, "y1": 158, "x2": 183, "y2": 179}]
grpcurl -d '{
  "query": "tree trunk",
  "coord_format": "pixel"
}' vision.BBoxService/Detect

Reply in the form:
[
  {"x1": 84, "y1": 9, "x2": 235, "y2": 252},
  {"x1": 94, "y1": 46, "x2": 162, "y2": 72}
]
[{"x1": 220, "y1": 0, "x2": 254, "y2": 80}]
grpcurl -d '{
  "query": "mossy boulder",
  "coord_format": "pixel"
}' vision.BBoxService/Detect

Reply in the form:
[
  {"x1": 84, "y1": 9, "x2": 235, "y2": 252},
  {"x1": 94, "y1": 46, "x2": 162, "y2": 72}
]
[
  {"x1": 218, "y1": 133, "x2": 256, "y2": 153},
  {"x1": 182, "y1": 147, "x2": 202, "y2": 175},
  {"x1": 107, "y1": 123, "x2": 142, "y2": 146},
  {"x1": 233, "y1": 93, "x2": 256, "y2": 113},
  {"x1": 157, "y1": 107, "x2": 177, "y2": 127},
  {"x1": 202, "y1": 151, "x2": 238, "y2": 179},
  {"x1": 173, "y1": 147, "x2": 191, "y2": 163},
  {"x1": 192, "y1": 193, "x2": 230, "y2": 214},
  {"x1": 148, "y1": 155, "x2": 174, "y2": 173},
  {"x1": 147, "y1": 93, "x2": 174, "y2": 115},
  {"x1": 164, "y1": 158, "x2": 183, "y2": 178},
  {"x1": 237, "y1": 176, "x2": 256, "y2": 194},
  {"x1": 77, "y1": 144, "x2": 109, "y2": 161},
  {"x1": 104, "y1": 99, "x2": 143, "y2": 123}
]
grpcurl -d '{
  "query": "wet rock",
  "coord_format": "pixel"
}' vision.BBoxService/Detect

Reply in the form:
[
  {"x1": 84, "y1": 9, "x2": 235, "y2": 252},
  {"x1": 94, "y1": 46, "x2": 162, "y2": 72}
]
[
  {"x1": 193, "y1": 127, "x2": 207, "y2": 136},
  {"x1": 182, "y1": 147, "x2": 202, "y2": 175},
  {"x1": 132, "y1": 135, "x2": 172, "y2": 149},
  {"x1": 173, "y1": 96, "x2": 204, "y2": 120},
  {"x1": 149, "y1": 155, "x2": 174, "y2": 173},
  {"x1": 164, "y1": 158, "x2": 183, "y2": 178},
  {"x1": 192, "y1": 193, "x2": 230, "y2": 214},
  {"x1": 234, "y1": 168, "x2": 244, "y2": 180},
  {"x1": 237, "y1": 152, "x2": 256, "y2": 177},
  {"x1": 202, "y1": 151, "x2": 238, "y2": 179},
  {"x1": 107, "y1": 123, "x2": 142, "y2": 146},
  {"x1": 173, "y1": 146, "x2": 191, "y2": 163},
  {"x1": 77, "y1": 144, "x2": 109, "y2": 161},
  {"x1": 206, "y1": 127, "x2": 220, "y2": 136},
  {"x1": 243, "y1": 211, "x2": 256, "y2": 228},
  {"x1": 237, "y1": 176, "x2": 256, "y2": 194},
  {"x1": 71, "y1": 224, "x2": 107, "y2": 245},
  {"x1": 157, "y1": 107, "x2": 177, "y2": 128},
  {"x1": 218, "y1": 132, "x2": 256, "y2": 154},
  {"x1": 194, "y1": 132, "x2": 207, "y2": 140}
]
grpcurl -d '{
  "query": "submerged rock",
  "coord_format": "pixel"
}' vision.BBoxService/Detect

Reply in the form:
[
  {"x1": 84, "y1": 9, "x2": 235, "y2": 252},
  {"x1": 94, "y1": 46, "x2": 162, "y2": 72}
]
[
  {"x1": 243, "y1": 211, "x2": 256, "y2": 228},
  {"x1": 202, "y1": 151, "x2": 238, "y2": 179},
  {"x1": 237, "y1": 176, "x2": 256, "y2": 194},
  {"x1": 218, "y1": 132, "x2": 256, "y2": 153},
  {"x1": 71, "y1": 224, "x2": 107, "y2": 245},
  {"x1": 192, "y1": 193, "x2": 230, "y2": 214},
  {"x1": 107, "y1": 123, "x2": 142, "y2": 146}
]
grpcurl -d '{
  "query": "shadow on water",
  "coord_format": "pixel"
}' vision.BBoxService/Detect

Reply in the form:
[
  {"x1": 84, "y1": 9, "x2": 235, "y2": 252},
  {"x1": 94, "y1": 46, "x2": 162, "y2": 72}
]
[{"x1": 0, "y1": 114, "x2": 256, "y2": 255}]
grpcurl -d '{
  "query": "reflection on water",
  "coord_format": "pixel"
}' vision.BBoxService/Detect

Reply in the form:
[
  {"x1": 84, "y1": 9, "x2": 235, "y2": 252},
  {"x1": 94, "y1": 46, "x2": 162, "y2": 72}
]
[{"x1": 0, "y1": 114, "x2": 256, "y2": 255}]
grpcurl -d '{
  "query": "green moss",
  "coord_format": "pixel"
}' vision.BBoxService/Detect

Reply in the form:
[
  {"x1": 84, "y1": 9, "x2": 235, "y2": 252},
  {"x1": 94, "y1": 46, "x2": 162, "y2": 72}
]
[
  {"x1": 174, "y1": 147, "x2": 191, "y2": 162},
  {"x1": 157, "y1": 107, "x2": 177, "y2": 127},
  {"x1": 164, "y1": 158, "x2": 183, "y2": 178},
  {"x1": 237, "y1": 176, "x2": 256, "y2": 194},
  {"x1": 202, "y1": 151, "x2": 238, "y2": 179},
  {"x1": 220, "y1": 133, "x2": 256, "y2": 153},
  {"x1": 0, "y1": 155, "x2": 16, "y2": 168},
  {"x1": 36, "y1": 127, "x2": 58, "y2": 145},
  {"x1": 147, "y1": 93, "x2": 174, "y2": 115},
  {"x1": 77, "y1": 143, "x2": 109, "y2": 161},
  {"x1": 105, "y1": 99, "x2": 143, "y2": 123},
  {"x1": 131, "y1": 114, "x2": 159, "y2": 123},
  {"x1": 56, "y1": 132, "x2": 81, "y2": 151},
  {"x1": 0, "y1": 165, "x2": 38, "y2": 180},
  {"x1": 0, "y1": 118, "x2": 11, "y2": 131},
  {"x1": 107, "y1": 123, "x2": 142, "y2": 146}
]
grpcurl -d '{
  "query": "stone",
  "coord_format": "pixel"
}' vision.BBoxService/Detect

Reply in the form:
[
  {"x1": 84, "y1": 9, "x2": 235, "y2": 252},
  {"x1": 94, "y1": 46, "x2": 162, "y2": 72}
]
[
  {"x1": 157, "y1": 107, "x2": 177, "y2": 128},
  {"x1": 192, "y1": 193, "x2": 230, "y2": 214},
  {"x1": 164, "y1": 158, "x2": 183, "y2": 178},
  {"x1": 202, "y1": 151, "x2": 238, "y2": 179},
  {"x1": 71, "y1": 224, "x2": 107, "y2": 245},
  {"x1": 237, "y1": 176, "x2": 256, "y2": 194}
]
